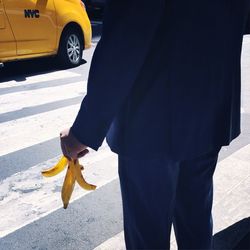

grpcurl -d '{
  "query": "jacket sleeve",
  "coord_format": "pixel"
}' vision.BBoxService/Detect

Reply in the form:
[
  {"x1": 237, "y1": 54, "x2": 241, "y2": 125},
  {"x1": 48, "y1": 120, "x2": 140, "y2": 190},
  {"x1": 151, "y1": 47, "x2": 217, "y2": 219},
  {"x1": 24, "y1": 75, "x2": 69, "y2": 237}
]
[
  {"x1": 71, "y1": 0, "x2": 165, "y2": 150},
  {"x1": 245, "y1": 13, "x2": 250, "y2": 34}
]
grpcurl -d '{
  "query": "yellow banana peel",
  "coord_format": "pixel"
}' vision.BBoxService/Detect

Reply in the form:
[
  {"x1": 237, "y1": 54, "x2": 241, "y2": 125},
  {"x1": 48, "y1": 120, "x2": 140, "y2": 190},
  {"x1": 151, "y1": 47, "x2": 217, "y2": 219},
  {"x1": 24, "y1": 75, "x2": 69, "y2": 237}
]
[
  {"x1": 41, "y1": 156, "x2": 68, "y2": 177},
  {"x1": 41, "y1": 156, "x2": 96, "y2": 209},
  {"x1": 61, "y1": 161, "x2": 76, "y2": 209},
  {"x1": 75, "y1": 161, "x2": 96, "y2": 191}
]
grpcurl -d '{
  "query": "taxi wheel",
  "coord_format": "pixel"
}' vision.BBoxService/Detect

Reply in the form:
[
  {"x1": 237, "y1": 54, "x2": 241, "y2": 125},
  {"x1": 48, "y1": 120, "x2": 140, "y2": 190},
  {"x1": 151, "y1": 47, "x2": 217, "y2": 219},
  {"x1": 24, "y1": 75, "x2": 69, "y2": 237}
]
[{"x1": 58, "y1": 29, "x2": 83, "y2": 68}]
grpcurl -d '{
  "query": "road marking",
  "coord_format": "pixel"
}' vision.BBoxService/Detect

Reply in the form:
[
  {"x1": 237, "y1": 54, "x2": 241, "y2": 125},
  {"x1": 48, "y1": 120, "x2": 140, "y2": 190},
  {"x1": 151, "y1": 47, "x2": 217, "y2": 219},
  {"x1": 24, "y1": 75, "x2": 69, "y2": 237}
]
[
  {"x1": 0, "y1": 81, "x2": 86, "y2": 114},
  {"x1": 0, "y1": 105, "x2": 80, "y2": 156},
  {"x1": 0, "y1": 149, "x2": 118, "y2": 238},
  {"x1": 94, "y1": 232, "x2": 125, "y2": 250},
  {"x1": 0, "y1": 71, "x2": 80, "y2": 89}
]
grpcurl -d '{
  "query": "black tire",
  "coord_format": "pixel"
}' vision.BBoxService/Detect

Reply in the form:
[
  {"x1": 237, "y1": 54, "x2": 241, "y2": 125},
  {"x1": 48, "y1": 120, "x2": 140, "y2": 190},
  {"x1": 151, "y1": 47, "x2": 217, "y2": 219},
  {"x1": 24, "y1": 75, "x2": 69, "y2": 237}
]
[{"x1": 57, "y1": 28, "x2": 84, "y2": 68}]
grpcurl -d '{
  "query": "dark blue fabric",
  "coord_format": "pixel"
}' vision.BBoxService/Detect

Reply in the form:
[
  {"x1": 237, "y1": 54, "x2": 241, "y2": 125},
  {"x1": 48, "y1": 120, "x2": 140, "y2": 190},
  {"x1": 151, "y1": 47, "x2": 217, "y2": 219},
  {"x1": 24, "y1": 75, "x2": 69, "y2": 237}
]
[
  {"x1": 71, "y1": 0, "x2": 250, "y2": 161},
  {"x1": 118, "y1": 148, "x2": 220, "y2": 249},
  {"x1": 245, "y1": 11, "x2": 250, "y2": 34}
]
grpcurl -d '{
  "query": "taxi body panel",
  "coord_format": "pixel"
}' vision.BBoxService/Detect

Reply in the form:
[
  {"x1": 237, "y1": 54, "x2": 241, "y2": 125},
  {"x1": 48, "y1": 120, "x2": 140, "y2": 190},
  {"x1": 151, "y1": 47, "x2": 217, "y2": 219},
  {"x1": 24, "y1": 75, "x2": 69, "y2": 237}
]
[
  {"x1": 0, "y1": 0, "x2": 16, "y2": 58},
  {"x1": 54, "y1": 0, "x2": 92, "y2": 50},
  {"x1": 3, "y1": 0, "x2": 57, "y2": 55},
  {"x1": 0, "y1": 0, "x2": 91, "y2": 64},
  {"x1": 0, "y1": 51, "x2": 57, "y2": 62}
]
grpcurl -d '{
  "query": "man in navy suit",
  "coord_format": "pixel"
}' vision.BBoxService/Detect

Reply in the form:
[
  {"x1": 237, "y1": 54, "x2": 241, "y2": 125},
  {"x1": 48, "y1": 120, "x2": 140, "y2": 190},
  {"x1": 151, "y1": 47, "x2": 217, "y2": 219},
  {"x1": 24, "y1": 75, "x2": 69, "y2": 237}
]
[{"x1": 60, "y1": 1, "x2": 250, "y2": 249}]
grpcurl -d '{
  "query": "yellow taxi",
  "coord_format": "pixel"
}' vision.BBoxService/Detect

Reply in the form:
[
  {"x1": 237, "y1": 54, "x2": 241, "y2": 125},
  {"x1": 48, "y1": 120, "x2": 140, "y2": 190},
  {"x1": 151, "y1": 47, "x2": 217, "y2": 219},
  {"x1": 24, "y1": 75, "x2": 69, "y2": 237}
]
[{"x1": 0, "y1": 0, "x2": 92, "y2": 67}]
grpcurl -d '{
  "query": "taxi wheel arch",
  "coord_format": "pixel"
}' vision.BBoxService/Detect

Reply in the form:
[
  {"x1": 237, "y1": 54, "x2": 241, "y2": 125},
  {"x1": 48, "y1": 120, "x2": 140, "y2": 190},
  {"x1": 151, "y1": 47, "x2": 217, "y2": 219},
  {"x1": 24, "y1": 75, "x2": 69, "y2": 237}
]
[{"x1": 57, "y1": 23, "x2": 85, "y2": 68}]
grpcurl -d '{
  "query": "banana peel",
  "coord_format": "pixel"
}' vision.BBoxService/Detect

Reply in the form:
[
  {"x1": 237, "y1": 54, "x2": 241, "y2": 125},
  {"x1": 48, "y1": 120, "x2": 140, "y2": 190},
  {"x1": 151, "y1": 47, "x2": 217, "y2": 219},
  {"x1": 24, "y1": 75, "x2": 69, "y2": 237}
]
[
  {"x1": 41, "y1": 157, "x2": 96, "y2": 209},
  {"x1": 75, "y1": 160, "x2": 96, "y2": 191},
  {"x1": 41, "y1": 156, "x2": 68, "y2": 177}
]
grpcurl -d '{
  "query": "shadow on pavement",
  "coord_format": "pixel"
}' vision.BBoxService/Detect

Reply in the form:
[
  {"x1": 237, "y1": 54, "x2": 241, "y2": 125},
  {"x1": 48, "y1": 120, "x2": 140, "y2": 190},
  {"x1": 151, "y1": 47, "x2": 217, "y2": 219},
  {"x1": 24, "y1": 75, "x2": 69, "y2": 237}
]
[
  {"x1": 0, "y1": 57, "x2": 65, "y2": 83},
  {"x1": 0, "y1": 57, "x2": 87, "y2": 83},
  {"x1": 213, "y1": 217, "x2": 250, "y2": 249}
]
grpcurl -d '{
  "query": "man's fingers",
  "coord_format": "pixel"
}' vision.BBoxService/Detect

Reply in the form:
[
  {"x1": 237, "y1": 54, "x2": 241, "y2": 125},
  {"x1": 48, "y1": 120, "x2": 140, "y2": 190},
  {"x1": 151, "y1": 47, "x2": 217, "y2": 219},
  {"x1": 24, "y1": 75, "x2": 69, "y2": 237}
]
[
  {"x1": 77, "y1": 148, "x2": 89, "y2": 158},
  {"x1": 60, "y1": 138, "x2": 72, "y2": 160},
  {"x1": 60, "y1": 135, "x2": 74, "y2": 159},
  {"x1": 60, "y1": 139, "x2": 66, "y2": 156},
  {"x1": 60, "y1": 127, "x2": 88, "y2": 160}
]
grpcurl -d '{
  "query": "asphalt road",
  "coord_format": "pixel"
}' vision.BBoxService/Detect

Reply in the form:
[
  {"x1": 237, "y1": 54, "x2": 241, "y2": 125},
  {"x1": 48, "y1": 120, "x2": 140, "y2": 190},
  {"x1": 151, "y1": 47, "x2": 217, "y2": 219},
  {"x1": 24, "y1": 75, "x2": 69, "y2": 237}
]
[{"x1": 0, "y1": 24, "x2": 249, "y2": 249}]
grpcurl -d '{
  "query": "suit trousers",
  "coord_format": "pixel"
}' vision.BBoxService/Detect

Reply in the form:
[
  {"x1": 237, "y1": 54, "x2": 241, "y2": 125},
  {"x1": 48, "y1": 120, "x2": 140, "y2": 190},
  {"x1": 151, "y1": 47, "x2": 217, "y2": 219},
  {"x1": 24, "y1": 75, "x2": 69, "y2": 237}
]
[{"x1": 118, "y1": 148, "x2": 221, "y2": 249}]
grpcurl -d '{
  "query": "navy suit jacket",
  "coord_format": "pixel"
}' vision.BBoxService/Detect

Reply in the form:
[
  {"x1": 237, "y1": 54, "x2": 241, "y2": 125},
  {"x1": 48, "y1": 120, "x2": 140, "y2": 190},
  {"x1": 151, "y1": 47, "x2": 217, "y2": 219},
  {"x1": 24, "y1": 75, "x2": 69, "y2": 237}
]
[{"x1": 71, "y1": 0, "x2": 250, "y2": 161}]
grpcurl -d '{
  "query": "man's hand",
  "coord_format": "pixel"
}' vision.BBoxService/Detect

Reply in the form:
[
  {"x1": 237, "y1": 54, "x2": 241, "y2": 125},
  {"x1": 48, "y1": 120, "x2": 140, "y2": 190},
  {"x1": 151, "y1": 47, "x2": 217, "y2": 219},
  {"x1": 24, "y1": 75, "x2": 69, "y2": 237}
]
[{"x1": 60, "y1": 128, "x2": 89, "y2": 160}]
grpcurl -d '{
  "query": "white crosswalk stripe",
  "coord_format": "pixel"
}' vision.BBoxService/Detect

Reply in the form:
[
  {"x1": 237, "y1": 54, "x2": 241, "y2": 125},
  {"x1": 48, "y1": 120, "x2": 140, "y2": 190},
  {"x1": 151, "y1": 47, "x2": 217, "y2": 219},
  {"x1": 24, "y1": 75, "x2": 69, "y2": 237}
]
[
  {"x1": 0, "y1": 105, "x2": 80, "y2": 156},
  {"x1": 0, "y1": 81, "x2": 87, "y2": 114},
  {"x1": 0, "y1": 71, "x2": 80, "y2": 89}
]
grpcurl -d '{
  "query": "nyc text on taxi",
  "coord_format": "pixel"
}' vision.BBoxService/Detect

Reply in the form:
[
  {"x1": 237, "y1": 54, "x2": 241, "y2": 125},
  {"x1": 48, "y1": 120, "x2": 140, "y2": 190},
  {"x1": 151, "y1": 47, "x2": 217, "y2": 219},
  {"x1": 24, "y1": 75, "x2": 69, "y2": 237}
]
[{"x1": 0, "y1": 0, "x2": 92, "y2": 67}]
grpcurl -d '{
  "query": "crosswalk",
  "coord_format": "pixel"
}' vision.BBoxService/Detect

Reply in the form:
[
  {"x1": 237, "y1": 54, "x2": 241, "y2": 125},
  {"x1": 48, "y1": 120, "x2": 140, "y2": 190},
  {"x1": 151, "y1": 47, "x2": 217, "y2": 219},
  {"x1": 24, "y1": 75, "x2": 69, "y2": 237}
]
[
  {"x1": 0, "y1": 35, "x2": 250, "y2": 250},
  {"x1": 0, "y1": 68, "x2": 119, "y2": 249}
]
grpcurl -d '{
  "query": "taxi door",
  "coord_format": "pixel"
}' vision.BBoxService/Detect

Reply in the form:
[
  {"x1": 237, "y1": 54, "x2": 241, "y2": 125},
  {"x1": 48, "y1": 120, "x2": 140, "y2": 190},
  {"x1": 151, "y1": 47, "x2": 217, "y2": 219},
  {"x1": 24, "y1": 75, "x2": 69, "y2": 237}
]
[
  {"x1": 3, "y1": 0, "x2": 57, "y2": 55},
  {"x1": 0, "y1": 0, "x2": 16, "y2": 59}
]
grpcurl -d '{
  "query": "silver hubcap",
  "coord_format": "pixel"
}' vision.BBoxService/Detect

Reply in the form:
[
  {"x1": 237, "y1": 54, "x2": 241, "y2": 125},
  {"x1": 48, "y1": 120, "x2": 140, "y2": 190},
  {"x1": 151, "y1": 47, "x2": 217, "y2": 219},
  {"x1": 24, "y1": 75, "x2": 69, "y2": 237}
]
[{"x1": 67, "y1": 34, "x2": 80, "y2": 64}]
